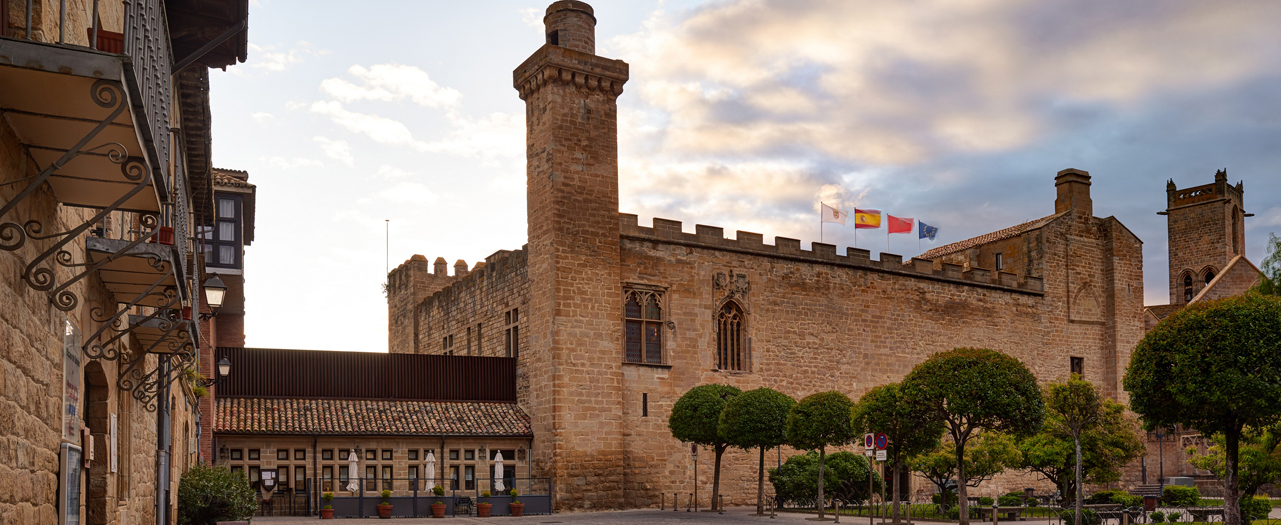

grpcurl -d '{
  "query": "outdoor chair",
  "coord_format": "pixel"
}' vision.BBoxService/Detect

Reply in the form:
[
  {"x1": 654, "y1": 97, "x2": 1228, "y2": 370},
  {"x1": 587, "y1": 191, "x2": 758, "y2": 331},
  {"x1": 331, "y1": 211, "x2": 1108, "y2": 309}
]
[{"x1": 456, "y1": 496, "x2": 474, "y2": 516}]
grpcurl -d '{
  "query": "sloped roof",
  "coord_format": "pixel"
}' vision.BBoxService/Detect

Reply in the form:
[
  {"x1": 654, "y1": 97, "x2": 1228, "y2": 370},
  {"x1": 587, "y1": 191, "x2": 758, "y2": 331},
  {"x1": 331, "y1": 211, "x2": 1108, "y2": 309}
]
[
  {"x1": 215, "y1": 398, "x2": 532, "y2": 437},
  {"x1": 212, "y1": 168, "x2": 254, "y2": 189},
  {"x1": 921, "y1": 212, "x2": 1066, "y2": 260},
  {"x1": 1144, "y1": 304, "x2": 1183, "y2": 321}
]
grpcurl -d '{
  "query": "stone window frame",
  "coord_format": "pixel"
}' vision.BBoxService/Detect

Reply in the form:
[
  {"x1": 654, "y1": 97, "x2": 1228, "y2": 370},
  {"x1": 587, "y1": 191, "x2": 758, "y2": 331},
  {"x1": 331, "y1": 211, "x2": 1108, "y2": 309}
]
[
  {"x1": 505, "y1": 308, "x2": 521, "y2": 359},
  {"x1": 622, "y1": 283, "x2": 670, "y2": 366},
  {"x1": 1180, "y1": 271, "x2": 1194, "y2": 303},
  {"x1": 1200, "y1": 265, "x2": 1218, "y2": 287},
  {"x1": 715, "y1": 298, "x2": 749, "y2": 372}
]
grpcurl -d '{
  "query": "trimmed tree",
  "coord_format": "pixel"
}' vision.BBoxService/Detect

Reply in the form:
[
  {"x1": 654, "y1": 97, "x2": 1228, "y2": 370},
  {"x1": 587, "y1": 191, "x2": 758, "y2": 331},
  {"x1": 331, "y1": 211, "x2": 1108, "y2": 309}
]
[
  {"x1": 786, "y1": 391, "x2": 859, "y2": 520},
  {"x1": 769, "y1": 450, "x2": 883, "y2": 508},
  {"x1": 1186, "y1": 425, "x2": 1281, "y2": 500},
  {"x1": 1045, "y1": 377, "x2": 1105, "y2": 525},
  {"x1": 902, "y1": 348, "x2": 1044, "y2": 525},
  {"x1": 719, "y1": 387, "x2": 796, "y2": 515},
  {"x1": 1017, "y1": 395, "x2": 1143, "y2": 505},
  {"x1": 1126, "y1": 294, "x2": 1281, "y2": 525},
  {"x1": 856, "y1": 383, "x2": 945, "y2": 523},
  {"x1": 177, "y1": 464, "x2": 257, "y2": 525},
  {"x1": 669, "y1": 383, "x2": 742, "y2": 511}
]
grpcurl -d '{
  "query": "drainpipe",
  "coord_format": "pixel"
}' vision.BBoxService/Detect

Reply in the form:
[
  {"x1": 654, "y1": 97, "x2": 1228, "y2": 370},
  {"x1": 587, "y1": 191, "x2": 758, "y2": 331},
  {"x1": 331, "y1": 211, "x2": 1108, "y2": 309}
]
[
  {"x1": 156, "y1": 359, "x2": 171, "y2": 525},
  {"x1": 312, "y1": 435, "x2": 319, "y2": 515}
]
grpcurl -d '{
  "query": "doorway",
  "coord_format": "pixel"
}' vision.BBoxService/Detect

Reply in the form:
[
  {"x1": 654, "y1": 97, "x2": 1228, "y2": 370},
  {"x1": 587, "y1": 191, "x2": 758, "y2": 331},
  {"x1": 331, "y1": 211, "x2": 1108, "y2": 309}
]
[{"x1": 84, "y1": 361, "x2": 110, "y2": 525}]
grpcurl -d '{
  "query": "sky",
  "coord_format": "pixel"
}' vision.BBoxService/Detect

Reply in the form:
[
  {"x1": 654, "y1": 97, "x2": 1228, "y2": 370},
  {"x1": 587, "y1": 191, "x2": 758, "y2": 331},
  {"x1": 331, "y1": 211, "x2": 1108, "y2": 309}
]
[{"x1": 209, "y1": 0, "x2": 1281, "y2": 352}]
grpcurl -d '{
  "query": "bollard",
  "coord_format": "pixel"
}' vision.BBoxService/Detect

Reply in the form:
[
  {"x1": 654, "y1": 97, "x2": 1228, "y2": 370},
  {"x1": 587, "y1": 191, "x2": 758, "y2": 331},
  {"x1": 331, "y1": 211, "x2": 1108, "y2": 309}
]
[
  {"x1": 1123, "y1": 510, "x2": 1130, "y2": 525},
  {"x1": 675, "y1": 493, "x2": 680, "y2": 512},
  {"x1": 993, "y1": 501, "x2": 999, "y2": 525},
  {"x1": 906, "y1": 500, "x2": 913, "y2": 525},
  {"x1": 688, "y1": 492, "x2": 693, "y2": 512},
  {"x1": 719, "y1": 495, "x2": 724, "y2": 515},
  {"x1": 834, "y1": 499, "x2": 841, "y2": 524},
  {"x1": 661, "y1": 492, "x2": 665, "y2": 511},
  {"x1": 770, "y1": 496, "x2": 776, "y2": 519}
]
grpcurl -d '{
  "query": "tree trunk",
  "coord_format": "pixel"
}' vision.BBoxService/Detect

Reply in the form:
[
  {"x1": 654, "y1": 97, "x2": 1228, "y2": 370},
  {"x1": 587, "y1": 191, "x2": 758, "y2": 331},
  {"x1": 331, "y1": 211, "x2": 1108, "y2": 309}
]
[
  {"x1": 957, "y1": 440, "x2": 969, "y2": 525},
  {"x1": 818, "y1": 446, "x2": 827, "y2": 519},
  {"x1": 892, "y1": 457, "x2": 902, "y2": 524},
  {"x1": 1074, "y1": 434, "x2": 1084, "y2": 525},
  {"x1": 757, "y1": 446, "x2": 766, "y2": 515},
  {"x1": 713, "y1": 444, "x2": 726, "y2": 511},
  {"x1": 1224, "y1": 427, "x2": 1241, "y2": 525}
]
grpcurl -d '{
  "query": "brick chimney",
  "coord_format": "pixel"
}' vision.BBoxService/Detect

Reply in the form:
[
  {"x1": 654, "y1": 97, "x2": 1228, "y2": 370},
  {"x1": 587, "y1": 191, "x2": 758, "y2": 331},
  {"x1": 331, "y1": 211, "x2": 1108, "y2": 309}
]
[
  {"x1": 544, "y1": 1, "x2": 596, "y2": 54},
  {"x1": 1054, "y1": 168, "x2": 1092, "y2": 216}
]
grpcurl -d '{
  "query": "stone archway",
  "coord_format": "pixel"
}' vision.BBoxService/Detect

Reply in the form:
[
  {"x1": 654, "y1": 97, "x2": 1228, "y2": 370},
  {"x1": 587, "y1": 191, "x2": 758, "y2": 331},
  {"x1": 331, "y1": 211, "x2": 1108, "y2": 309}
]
[{"x1": 83, "y1": 361, "x2": 110, "y2": 525}]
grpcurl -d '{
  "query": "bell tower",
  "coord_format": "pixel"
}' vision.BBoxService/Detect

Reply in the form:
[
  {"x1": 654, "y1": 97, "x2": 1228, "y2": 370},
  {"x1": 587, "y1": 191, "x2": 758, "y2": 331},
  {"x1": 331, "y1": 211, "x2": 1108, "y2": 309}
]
[
  {"x1": 1162, "y1": 169, "x2": 1247, "y2": 304},
  {"x1": 513, "y1": 0, "x2": 629, "y2": 509}
]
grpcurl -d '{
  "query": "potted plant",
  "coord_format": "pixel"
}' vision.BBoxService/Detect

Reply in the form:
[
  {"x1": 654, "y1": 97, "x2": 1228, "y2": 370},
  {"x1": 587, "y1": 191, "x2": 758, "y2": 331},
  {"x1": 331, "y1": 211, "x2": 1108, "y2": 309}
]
[
  {"x1": 377, "y1": 489, "x2": 393, "y2": 519},
  {"x1": 321, "y1": 492, "x2": 335, "y2": 519},
  {"x1": 478, "y1": 490, "x2": 493, "y2": 517},
  {"x1": 509, "y1": 488, "x2": 525, "y2": 517},
  {"x1": 430, "y1": 485, "x2": 446, "y2": 518}
]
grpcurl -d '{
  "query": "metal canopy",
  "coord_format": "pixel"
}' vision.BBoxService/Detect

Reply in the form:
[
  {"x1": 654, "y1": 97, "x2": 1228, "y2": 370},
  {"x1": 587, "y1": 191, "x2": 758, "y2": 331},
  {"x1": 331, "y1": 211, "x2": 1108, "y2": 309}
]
[
  {"x1": 0, "y1": 40, "x2": 166, "y2": 211},
  {"x1": 85, "y1": 237, "x2": 186, "y2": 304}
]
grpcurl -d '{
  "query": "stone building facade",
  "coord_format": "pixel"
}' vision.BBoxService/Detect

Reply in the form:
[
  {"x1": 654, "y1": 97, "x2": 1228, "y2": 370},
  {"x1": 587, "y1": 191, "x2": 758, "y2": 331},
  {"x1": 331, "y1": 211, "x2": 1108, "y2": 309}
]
[
  {"x1": 384, "y1": 0, "x2": 1163, "y2": 510},
  {"x1": 1, "y1": 1, "x2": 250, "y2": 524}
]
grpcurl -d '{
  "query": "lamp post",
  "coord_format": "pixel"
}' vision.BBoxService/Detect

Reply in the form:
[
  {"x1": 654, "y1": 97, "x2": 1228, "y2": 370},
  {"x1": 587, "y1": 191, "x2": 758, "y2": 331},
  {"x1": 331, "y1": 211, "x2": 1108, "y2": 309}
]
[
  {"x1": 196, "y1": 357, "x2": 232, "y2": 387},
  {"x1": 1155, "y1": 427, "x2": 1167, "y2": 491}
]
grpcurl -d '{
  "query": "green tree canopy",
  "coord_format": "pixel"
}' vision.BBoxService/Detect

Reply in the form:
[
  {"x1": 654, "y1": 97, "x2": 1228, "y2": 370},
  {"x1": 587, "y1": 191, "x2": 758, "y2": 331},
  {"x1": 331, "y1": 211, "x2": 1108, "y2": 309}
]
[
  {"x1": 1252, "y1": 233, "x2": 1280, "y2": 296},
  {"x1": 1124, "y1": 294, "x2": 1281, "y2": 525},
  {"x1": 856, "y1": 382, "x2": 945, "y2": 523},
  {"x1": 786, "y1": 390, "x2": 859, "y2": 519},
  {"x1": 669, "y1": 383, "x2": 741, "y2": 511},
  {"x1": 1040, "y1": 378, "x2": 1142, "y2": 523},
  {"x1": 1186, "y1": 424, "x2": 1281, "y2": 499},
  {"x1": 909, "y1": 432, "x2": 1020, "y2": 497},
  {"x1": 719, "y1": 387, "x2": 796, "y2": 514},
  {"x1": 902, "y1": 348, "x2": 1044, "y2": 525},
  {"x1": 1017, "y1": 395, "x2": 1143, "y2": 504},
  {"x1": 769, "y1": 451, "x2": 884, "y2": 508},
  {"x1": 177, "y1": 464, "x2": 257, "y2": 525}
]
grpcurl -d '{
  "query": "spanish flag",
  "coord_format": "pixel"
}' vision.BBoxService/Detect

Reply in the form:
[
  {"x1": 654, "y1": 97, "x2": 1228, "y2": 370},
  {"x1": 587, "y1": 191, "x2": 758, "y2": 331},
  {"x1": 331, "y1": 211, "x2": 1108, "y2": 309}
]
[{"x1": 854, "y1": 209, "x2": 881, "y2": 229}]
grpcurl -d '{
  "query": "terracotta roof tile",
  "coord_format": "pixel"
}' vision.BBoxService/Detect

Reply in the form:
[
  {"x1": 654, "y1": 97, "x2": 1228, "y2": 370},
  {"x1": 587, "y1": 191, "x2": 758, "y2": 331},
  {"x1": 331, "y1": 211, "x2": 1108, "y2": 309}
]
[
  {"x1": 215, "y1": 398, "x2": 532, "y2": 437},
  {"x1": 212, "y1": 168, "x2": 254, "y2": 189},
  {"x1": 921, "y1": 212, "x2": 1066, "y2": 260}
]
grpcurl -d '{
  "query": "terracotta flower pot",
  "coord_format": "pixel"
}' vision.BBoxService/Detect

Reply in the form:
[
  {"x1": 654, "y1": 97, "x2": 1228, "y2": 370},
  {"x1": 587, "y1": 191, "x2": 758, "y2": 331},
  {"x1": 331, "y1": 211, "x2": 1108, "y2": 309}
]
[
  {"x1": 477, "y1": 502, "x2": 492, "y2": 517},
  {"x1": 377, "y1": 503, "x2": 393, "y2": 519},
  {"x1": 510, "y1": 502, "x2": 525, "y2": 517},
  {"x1": 320, "y1": 508, "x2": 334, "y2": 519},
  {"x1": 431, "y1": 502, "x2": 446, "y2": 518}
]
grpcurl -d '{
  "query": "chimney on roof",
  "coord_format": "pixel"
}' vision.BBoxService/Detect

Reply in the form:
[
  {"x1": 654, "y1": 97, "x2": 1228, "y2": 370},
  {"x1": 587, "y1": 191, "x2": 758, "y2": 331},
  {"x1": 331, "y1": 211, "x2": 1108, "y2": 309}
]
[{"x1": 1054, "y1": 168, "x2": 1092, "y2": 217}]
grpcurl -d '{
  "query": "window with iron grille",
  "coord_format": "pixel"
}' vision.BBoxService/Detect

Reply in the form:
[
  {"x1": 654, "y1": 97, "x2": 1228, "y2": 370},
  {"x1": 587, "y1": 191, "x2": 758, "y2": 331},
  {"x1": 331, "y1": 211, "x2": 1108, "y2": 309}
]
[
  {"x1": 716, "y1": 301, "x2": 746, "y2": 371},
  {"x1": 623, "y1": 290, "x2": 663, "y2": 364}
]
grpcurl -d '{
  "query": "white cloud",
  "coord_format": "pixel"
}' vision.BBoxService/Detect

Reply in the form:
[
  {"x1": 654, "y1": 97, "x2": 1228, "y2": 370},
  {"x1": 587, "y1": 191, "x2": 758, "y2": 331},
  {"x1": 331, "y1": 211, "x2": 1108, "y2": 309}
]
[
  {"x1": 247, "y1": 43, "x2": 308, "y2": 72},
  {"x1": 309, "y1": 101, "x2": 425, "y2": 148},
  {"x1": 314, "y1": 136, "x2": 355, "y2": 167},
  {"x1": 320, "y1": 64, "x2": 462, "y2": 108},
  {"x1": 263, "y1": 156, "x2": 323, "y2": 169},
  {"x1": 251, "y1": 112, "x2": 275, "y2": 124},
  {"x1": 421, "y1": 112, "x2": 523, "y2": 161},
  {"x1": 357, "y1": 182, "x2": 439, "y2": 206},
  {"x1": 520, "y1": 7, "x2": 544, "y2": 31},
  {"x1": 376, "y1": 165, "x2": 413, "y2": 179},
  {"x1": 285, "y1": 101, "x2": 307, "y2": 111}
]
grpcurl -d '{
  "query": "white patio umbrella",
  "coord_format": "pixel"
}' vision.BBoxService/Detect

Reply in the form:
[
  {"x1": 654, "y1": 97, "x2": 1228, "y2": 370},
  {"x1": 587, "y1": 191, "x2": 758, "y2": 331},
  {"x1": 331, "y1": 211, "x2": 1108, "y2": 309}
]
[
  {"x1": 345, "y1": 449, "x2": 360, "y2": 493},
  {"x1": 493, "y1": 451, "x2": 505, "y2": 492},
  {"x1": 424, "y1": 450, "x2": 436, "y2": 489}
]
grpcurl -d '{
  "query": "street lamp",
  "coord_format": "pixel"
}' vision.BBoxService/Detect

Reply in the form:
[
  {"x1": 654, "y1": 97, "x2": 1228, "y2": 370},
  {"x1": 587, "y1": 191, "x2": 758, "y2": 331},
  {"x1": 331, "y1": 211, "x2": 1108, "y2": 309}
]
[
  {"x1": 200, "y1": 275, "x2": 228, "y2": 321},
  {"x1": 197, "y1": 357, "x2": 232, "y2": 387},
  {"x1": 1155, "y1": 427, "x2": 1167, "y2": 490}
]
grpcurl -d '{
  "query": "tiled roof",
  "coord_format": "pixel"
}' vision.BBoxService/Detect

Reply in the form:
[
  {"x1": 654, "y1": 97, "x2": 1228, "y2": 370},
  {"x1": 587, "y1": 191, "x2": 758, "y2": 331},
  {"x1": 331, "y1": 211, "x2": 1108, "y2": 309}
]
[
  {"x1": 212, "y1": 168, "x2": 254, "y2": 189},
  {"x1": 215, "y1": 398, "x2": 532, "y2": 437},
  {"x1": 921, "y1": 212, "x2": 1065, "y2": 260},
  {"x1": 1144, "y1": 304, "x2": 1183, "y2": 320}
]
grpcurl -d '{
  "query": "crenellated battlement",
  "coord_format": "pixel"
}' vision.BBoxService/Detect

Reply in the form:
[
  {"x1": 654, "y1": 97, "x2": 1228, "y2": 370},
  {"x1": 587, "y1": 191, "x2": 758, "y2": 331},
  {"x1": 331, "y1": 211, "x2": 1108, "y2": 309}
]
[
  {"x1": 620, "y1": 213, "x2": 1044, "y2": 294},
  {"x1": 419, "y1": 247, "x2": 528, "y2": 306}
]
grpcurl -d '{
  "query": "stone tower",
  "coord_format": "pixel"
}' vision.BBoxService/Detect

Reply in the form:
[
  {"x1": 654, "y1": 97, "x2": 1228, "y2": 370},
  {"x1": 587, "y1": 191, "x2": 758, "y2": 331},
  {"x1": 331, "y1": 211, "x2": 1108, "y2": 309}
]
[
  {"x1": 387, "y1": 255, "x2": 460, "y2": 354},
  {"x1": 1163, "y1": 169, "x2": 1247, "y2": 304},
  {"x1": 513, "y1": 0, "x2": 630, "y2": 508}
]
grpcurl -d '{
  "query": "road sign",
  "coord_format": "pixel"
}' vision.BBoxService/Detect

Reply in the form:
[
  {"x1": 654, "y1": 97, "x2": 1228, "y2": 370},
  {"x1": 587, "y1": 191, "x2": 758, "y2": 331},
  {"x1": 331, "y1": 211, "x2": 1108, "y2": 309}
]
[
  {"x1": 875, "y1": 433, "x2": 889, "y2": 450},
  {"x1": 691, "y1": 444, "x2": 698, "y2": 459},
  {"x1": 864, "y1": 433, "x2": 874, "y2": 456},
  {"x1": 876, "y1": 450, "x2": 887, "y2": 461}
]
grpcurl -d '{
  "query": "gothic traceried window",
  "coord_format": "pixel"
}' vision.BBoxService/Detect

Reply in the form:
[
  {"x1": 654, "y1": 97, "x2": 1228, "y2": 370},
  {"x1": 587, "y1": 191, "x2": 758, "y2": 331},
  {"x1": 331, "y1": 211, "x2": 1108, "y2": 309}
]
[
  {"x1": 624, "y1": 290, "x2": 663, "y2": 364},
  {"x1": 716, "y1": 301, "x2": 745, "y2": 371},
  {"x1": 1182, "y1": 273, "x2": 1194, "y2": 303}
]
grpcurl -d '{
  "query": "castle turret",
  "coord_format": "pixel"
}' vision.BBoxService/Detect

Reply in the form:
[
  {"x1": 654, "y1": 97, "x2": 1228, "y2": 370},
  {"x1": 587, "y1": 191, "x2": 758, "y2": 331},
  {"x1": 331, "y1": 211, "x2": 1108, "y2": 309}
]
[
  {"x1": 1162, "y1": 169, "x2": 1247, "y2": 304},
  {"x1": 514, "y1": 0, "x2": 629, "y2": 509}
]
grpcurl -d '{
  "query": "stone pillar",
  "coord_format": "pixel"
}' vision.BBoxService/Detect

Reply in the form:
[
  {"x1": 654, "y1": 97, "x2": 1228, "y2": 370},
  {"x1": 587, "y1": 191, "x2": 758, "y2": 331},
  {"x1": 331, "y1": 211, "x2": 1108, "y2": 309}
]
[{"x1": 514, "y1": 0, "x2": 629, "y2": 510}]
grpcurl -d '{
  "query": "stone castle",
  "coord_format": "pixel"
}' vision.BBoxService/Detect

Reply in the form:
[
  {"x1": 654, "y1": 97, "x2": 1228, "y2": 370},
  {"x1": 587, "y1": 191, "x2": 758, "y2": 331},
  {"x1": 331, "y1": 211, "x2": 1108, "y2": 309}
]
[{"x1": 387, "y1": 1, "x2": 1261, "y2": 509}]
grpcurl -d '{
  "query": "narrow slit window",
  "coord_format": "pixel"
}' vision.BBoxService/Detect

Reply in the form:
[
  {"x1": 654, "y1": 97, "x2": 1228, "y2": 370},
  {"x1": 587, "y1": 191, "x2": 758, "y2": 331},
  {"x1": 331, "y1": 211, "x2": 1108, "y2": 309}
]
[{"x1": 1183, "y1": 273, "x2": 1194, "y2": 302}]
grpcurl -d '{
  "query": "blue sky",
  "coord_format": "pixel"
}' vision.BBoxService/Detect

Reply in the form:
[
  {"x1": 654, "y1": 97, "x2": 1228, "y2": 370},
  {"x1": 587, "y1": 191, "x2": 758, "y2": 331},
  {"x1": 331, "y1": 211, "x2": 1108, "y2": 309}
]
[{"x1": 210, "y1": 0, "x2": 1281, "y2": 351}]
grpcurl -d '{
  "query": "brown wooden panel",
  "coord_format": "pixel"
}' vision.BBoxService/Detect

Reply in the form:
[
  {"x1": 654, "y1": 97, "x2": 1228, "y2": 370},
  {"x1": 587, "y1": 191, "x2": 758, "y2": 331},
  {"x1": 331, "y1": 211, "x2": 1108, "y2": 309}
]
[{"x1": 214, "y1": 347, "x2": 517, "y2": 402}]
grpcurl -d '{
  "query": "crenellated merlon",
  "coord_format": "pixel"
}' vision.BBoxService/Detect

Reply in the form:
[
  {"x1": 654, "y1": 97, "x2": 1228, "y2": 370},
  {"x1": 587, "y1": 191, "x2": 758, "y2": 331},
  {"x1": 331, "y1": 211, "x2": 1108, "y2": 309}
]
[{"x1": 619, "y1": 213, "x2": 1044, "y2": 294}]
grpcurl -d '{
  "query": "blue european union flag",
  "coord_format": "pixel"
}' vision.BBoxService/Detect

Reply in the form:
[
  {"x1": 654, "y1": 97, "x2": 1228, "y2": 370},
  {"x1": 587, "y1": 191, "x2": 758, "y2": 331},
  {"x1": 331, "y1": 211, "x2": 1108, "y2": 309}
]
[{"x1": 919, "y1": 221, "x2": 938, "y2": 240}]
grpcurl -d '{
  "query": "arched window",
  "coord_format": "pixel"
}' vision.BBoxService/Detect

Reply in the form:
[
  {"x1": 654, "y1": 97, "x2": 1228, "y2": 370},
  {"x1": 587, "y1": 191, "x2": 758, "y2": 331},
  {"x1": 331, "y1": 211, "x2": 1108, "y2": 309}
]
[
  {"x1": 1204, "y1": 270, "x2": 1215, "y2": 285},
  {"x1": 624, "y1": 290, "x2": 662, "y2": 364},
  {"x1": 716, "y1": 301, "x2": 745, "y2": 371},
  {"x1": 1183, "y1": 273, "x2": 1194, "y2": 303}
]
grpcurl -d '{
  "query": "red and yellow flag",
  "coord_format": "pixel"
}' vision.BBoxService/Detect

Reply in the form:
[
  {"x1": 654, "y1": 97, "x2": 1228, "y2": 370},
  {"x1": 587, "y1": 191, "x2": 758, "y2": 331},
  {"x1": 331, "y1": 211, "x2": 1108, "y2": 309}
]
[{"x1": 854, "y1": 209, "x2": 881, "y2": 229}]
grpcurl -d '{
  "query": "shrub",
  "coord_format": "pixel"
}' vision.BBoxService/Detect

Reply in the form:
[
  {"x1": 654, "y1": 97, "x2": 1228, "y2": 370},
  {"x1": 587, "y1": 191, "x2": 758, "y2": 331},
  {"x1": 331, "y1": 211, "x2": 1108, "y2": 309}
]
[
  {"x1": 380, "y1": 489, "x2": 391, "y2": 504},
  {"x1": 1149, "y1": 511, "x2": 1165, "y2": 523},
  {"x1": 1166, "y1": 511, "x2": 1182, "y2": 522},
  {"x1": 1086, "y1": 490, "x2": 1126, "y2": 504},
  {"x1": 176, "y1": 464, "x2": 256, "y2": 525},
  {"x1": 431, "y1": 485, "x2": 445, "y2": 496},
  {"x1": 1162, "y1": 486, "x2": 1200, "y2": 507},
  {"x1": 979, "y1": 497, "x2": 995, "y2": 506},
  {"x1": 481, "y1": 490, "x2": 491, "y2": 498},
  {"x1": 1240, "y1": 496, "x2": 1271, "y2": 521},
  {"x1": 932, "y1": 491, "x2": 958, "y2": 507},
  {"x1": 998, "y1": 495, "x2": 1023, "y2": 507},
  {"x1": 1027, "y1": 499, "x2": 1039, "y2": 507},
  {"x1": 322, "y1": 491, "x2": 334, "y2": 510},
  {"x1": 510, "y1": 488, "x2": 521, "y2": 504},
  {"x1": 1005, "y1": 491, "x2": 1025, "y2": 498},
  {"x1": 1061, "y1": 509, "x2": 1099, "y2": 525}
]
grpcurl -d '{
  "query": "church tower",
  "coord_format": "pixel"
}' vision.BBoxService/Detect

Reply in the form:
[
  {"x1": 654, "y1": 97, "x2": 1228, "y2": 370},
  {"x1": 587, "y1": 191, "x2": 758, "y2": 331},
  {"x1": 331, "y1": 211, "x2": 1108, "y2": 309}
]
[
  {"x1": 513, "y1": 1, "x2": 630, "y2": 508},
  {"x1": 1162, "y1": 169, "x2": 1247, "y2": 304}
]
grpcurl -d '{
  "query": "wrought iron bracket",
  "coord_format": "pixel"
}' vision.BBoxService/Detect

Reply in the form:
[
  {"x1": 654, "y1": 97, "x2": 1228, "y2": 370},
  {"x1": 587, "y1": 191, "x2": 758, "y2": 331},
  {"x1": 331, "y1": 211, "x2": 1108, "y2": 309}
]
[{"x1": 82, "y1": 277, "x2": 178, "y2": 361}]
